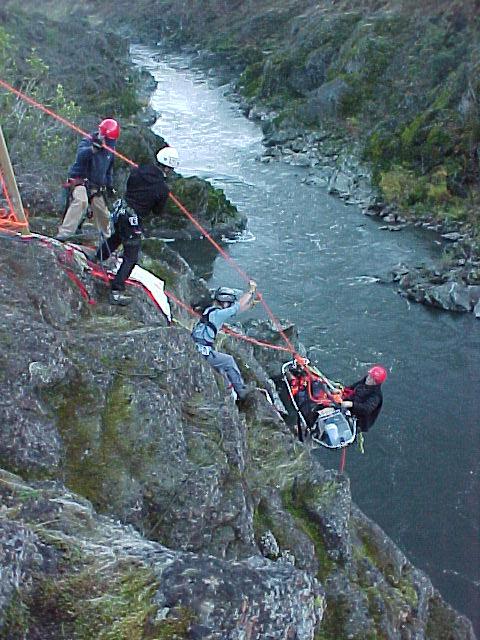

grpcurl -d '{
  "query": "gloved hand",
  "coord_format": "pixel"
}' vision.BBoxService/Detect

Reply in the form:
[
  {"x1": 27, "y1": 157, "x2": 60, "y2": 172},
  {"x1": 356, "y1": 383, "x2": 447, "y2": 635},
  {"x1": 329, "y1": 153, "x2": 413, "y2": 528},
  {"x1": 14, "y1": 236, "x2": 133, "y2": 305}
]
[
  {"x1": 249, "y1": 280, "x2": 257, "y2": 294},
  {"x1": 106, "y1": 187, "x2": 117, "y2": 196},
  {"x1": 92, "y1": 137, "x2": 103, "y2": 150}
]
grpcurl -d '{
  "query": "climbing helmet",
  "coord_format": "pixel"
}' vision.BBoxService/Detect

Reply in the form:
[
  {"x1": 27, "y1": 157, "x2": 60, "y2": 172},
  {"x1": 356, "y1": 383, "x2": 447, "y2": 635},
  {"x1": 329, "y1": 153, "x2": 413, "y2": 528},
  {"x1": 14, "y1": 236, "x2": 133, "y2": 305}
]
[
  {"x1": 99, "y1": 118, "x2": 120, "y2": 140},
  {"x1": 156, "y1": 146, "x2": 180, "y2": 168},
  {"x1": 214, "y1": 287, "x2": 237, "y2": 304},
  {"x1": 368, "y1": 365, "x2": 387, "y2": 384}
]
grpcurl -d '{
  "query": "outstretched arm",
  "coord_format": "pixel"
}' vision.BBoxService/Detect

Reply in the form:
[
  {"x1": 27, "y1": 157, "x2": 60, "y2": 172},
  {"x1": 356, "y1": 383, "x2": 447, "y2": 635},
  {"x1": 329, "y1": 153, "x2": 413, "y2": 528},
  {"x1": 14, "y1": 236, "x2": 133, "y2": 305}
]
[{"x1": 238, "y1": 281, "x2": 257, "y2": 312}]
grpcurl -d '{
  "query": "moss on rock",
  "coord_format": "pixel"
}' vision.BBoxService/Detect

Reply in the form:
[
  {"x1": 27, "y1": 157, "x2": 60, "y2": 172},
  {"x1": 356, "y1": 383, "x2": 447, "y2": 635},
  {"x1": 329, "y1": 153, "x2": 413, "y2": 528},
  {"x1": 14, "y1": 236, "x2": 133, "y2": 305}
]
[
  {"x1": 28, "y1": 560, "x2": 188, "y2": 640},
  {"x1": 42, "y1": 367, "x2": 140, "y2": 511},
  {"x1": 164, "y1": 176, "x2": 239, "y2": 227},
  {"x1": 282, "y1": 482, "x2": 335, "y2": 582}
]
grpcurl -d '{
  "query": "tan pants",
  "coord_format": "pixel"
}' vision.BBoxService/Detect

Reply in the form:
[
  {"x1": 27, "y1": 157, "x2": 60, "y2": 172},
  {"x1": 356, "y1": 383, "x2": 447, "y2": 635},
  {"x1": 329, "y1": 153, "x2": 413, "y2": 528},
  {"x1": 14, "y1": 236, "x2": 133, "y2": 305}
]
[{"x1": 58, "y1": 185, "x2": 110, "y2": 237}]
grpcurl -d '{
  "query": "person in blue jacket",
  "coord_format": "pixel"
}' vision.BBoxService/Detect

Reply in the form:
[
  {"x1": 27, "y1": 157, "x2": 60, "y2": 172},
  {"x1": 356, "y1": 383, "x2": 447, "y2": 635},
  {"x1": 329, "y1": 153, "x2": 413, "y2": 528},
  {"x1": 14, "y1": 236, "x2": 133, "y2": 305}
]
[
  {"x1": 56, "y1": 118, "x2": 120, "y2": 241},
  {"x1": 191, "y1": 282, "x2": 257, "y2": 400}
]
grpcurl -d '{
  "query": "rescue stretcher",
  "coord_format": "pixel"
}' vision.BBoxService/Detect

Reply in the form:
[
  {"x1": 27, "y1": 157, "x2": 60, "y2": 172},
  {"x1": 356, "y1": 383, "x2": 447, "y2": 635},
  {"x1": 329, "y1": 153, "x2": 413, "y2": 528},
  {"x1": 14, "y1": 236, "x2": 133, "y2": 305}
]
[{"x1": 281, "y1": 360, "x2": 356, "y2": 450}]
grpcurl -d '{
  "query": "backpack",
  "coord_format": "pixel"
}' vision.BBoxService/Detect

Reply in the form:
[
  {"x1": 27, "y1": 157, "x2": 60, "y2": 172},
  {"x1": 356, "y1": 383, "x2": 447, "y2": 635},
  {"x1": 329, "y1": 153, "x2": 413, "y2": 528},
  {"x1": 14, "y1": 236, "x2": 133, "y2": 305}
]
[{"x1": 192, "y1": 306, "x2": 218, "y2": 346}]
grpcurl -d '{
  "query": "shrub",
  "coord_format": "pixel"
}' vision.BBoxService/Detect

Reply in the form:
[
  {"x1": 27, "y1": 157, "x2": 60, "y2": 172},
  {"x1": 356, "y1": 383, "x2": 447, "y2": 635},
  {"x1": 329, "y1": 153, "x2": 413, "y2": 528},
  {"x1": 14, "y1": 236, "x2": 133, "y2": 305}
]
[{"x1": 379, "y1": 166, "x2": 427, "y2": 207}]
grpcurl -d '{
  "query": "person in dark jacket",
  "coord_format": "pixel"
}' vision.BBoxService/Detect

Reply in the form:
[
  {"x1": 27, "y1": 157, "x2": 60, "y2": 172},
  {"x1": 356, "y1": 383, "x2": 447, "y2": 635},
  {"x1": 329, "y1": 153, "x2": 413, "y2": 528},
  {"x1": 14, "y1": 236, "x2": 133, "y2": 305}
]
[
  {"x1": 95, "y1": 146, "x2": 179, "y2": 305},
  {"x1": 56, "y1": 118, "x2": 120, "y2": 241},
  {"x1": 341, "y1": 365, "x2": 387, "y2": 432}
]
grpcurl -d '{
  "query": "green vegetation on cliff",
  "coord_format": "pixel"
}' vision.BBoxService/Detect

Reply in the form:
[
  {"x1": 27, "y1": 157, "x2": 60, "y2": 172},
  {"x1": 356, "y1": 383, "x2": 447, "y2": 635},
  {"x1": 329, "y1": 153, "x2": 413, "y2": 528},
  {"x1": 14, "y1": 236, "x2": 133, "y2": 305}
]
[
  {"x1": 0, "y1": 2, "x2": 150, "y2": 210},
  {"x1": 1, "y1": 1, "x2": 242, "y2": 235}
]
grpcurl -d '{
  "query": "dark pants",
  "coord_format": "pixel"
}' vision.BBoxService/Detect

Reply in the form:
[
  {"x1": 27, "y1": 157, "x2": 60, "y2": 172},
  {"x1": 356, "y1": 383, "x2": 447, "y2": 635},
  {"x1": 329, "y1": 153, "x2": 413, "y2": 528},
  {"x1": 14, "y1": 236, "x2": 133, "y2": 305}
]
[{"x1": 96, "y1": 209, "x2": 142, "y2": 291}]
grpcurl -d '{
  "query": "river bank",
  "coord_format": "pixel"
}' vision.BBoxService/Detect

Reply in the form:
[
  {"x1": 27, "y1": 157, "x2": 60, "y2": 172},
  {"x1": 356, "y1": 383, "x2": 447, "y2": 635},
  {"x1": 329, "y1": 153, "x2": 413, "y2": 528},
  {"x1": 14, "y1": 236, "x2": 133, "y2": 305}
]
[
  {"x1": 159, "y1": 44, "x2": 480, "y2": 317},
  {"x1": 103, "y1": 0, "x2": 480, "y2": 316}
]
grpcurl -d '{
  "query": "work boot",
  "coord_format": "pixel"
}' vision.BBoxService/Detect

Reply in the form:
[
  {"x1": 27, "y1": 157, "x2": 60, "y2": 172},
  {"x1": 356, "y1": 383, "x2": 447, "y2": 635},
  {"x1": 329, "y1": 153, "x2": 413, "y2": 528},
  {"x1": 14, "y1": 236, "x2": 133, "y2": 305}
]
[
  {"x1": 236, "y1": 384, "x2": 257, "y2": 410},
  {"x1": 236, "y1": 385, "x2": 251, "y2": 401},
  {"x1": 109, "y1": 290, "x2": 132, "y2": 306}
]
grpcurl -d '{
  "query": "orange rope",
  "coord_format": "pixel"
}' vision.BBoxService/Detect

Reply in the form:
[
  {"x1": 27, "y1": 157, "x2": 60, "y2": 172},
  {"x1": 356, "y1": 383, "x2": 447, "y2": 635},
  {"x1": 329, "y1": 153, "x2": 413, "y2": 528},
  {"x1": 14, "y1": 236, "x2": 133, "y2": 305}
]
[
  {"x1": 0, "y1": 76, "x2": 304, "y2": 360},
  {"x1": 0, "y1": 167, "x2": 29, "y2": 231}
]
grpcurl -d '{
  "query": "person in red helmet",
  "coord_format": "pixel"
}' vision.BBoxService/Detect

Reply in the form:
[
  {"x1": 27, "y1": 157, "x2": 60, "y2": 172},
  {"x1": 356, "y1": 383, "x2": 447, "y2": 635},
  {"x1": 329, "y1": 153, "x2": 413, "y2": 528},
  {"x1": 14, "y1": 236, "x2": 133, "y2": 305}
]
[
  {"x1": 98, "y1": 118, "x2": 120, "y2": 140},
  {"x1": 56, "y1": 118, "x2": 120, "y2": 241},
  {"x1": 340, "y1": 365, "x2": 387, "y2": 432}
]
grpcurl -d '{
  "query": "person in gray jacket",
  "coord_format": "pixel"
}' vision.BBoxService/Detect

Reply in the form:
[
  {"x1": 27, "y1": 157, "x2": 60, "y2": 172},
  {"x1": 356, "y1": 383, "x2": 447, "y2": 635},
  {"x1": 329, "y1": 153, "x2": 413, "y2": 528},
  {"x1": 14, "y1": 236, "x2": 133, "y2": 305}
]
[{"x1": 191, "y1": 281, "x2": 257, "y2": 400}]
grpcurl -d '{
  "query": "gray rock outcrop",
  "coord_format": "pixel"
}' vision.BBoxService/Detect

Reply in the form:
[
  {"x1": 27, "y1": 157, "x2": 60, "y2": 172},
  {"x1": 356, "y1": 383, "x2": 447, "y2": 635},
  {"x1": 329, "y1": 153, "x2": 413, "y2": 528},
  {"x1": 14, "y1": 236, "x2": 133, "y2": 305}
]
[{"x1": 0, "y1": 234, "x2": 475, "y2": 639}]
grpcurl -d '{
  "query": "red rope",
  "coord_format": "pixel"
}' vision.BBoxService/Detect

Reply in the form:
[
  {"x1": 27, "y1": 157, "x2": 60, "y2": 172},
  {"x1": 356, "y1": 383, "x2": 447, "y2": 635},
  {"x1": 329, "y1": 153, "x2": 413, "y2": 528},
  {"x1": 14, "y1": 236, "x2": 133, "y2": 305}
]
[
  {"x1": 339, "y1": 447, "x2": 347, "y2": 473},
  {"x1": 168, "y1": 193, "x2": 299, "y2": 356},
  {"x1": 11, "y1": 233, "x2": 295, "y2": 355},
  {"x1": 0, "y1": 78, "x2": 136, "y2": 168},
  {"x1": 63, "y1": 269, "x2": 96, "y2": 305},
  {"x1": 0, "y1": 78, "x2": 137, "y2": 167},
  {"x1": 0, "y1": 77, "x2": 303, "y2": 360}
]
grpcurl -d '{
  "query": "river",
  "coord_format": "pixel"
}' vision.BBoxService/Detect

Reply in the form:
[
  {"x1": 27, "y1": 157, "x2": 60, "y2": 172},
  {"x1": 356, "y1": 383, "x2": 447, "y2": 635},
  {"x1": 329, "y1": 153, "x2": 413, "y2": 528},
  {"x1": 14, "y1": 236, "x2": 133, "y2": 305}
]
[{"x1": 132, "y1": 45, "x2": 480, "y2": 632}]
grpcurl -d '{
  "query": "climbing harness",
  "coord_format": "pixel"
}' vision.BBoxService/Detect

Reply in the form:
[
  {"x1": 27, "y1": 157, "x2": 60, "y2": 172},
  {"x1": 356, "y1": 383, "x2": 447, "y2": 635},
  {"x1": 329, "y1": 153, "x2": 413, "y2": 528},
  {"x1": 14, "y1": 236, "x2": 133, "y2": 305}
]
[{"x1": 192, "y1": 306, "x2": 218, "y2": 346}]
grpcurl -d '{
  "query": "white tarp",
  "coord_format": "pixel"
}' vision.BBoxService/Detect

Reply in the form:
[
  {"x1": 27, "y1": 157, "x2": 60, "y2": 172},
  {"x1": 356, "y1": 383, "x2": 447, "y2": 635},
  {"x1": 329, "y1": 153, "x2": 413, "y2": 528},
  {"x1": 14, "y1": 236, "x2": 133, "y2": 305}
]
[{"x1": 113, "y1": 257, "x2": 172, "y2": 322}]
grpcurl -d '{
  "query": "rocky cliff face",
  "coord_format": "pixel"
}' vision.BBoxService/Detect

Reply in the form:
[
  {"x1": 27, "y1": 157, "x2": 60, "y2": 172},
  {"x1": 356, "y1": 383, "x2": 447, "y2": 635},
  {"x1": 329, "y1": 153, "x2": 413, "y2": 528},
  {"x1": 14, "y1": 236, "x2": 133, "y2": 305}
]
[
  {"x1": 0, "y1": 233, "x2": 476, "y2": 638},
  {"x1": 0, "y1": 1, "x2": 477, "y2": 637}
]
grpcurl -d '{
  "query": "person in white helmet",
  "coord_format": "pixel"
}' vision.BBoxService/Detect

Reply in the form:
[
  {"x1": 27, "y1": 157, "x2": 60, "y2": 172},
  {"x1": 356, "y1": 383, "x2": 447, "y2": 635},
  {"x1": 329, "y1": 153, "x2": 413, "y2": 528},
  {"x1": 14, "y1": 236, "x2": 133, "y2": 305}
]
[{"x1": 95, "y1": 146, "x2": 179, "y2": 305}]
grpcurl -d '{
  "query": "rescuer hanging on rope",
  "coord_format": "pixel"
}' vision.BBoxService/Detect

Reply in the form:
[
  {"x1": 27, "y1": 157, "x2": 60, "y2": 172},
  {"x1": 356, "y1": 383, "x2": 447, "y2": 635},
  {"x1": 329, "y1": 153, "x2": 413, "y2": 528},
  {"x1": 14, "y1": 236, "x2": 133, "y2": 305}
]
[
  {"x1": 95, "y1": 146, "x2": 178, "y2": 305},
  {"x1": 56, "y1": 118, "x2": 120, "y2": 242},
  {"x1": 191, "y1": 282, "x2": 257, "y2": 401},
  {"x1": 286, "y1": 362, "x2": 386, "y2": 435},
  {"x1": 282, "y1": 360, "x2": 387, "y2": 449},
  {"x1": 340, "y1": 365, "x2": 387, "y2": 433}
]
